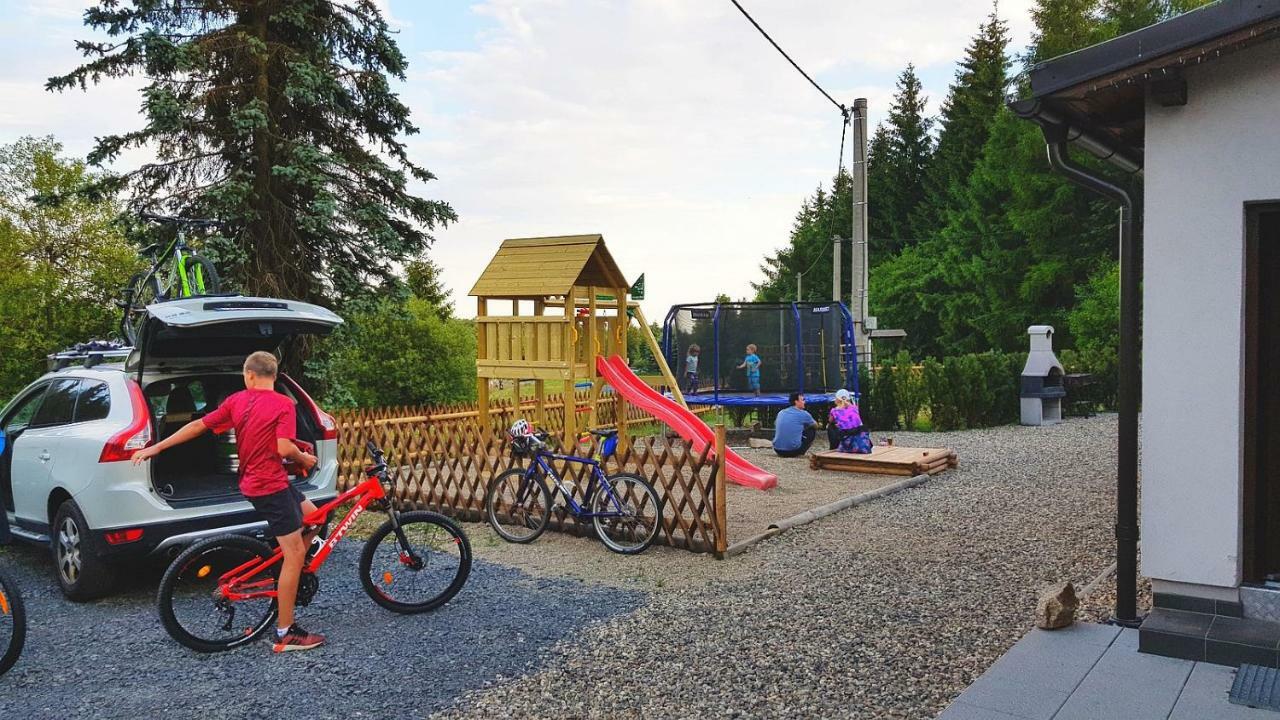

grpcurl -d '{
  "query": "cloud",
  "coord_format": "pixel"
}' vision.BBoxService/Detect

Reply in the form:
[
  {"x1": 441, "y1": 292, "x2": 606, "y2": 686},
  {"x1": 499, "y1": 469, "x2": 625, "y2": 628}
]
[
  {"x1": 405, "y1": 0, "x2": 1037, "y2": 318},
  {"x1": 0, "y1": 0, "x2": 1040, "y2": 321}
]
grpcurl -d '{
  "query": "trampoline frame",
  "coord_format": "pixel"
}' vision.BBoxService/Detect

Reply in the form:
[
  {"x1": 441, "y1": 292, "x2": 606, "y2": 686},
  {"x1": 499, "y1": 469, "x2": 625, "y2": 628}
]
[{"x1": 661, "y1": 301, "x2": 859, "y2": 405}]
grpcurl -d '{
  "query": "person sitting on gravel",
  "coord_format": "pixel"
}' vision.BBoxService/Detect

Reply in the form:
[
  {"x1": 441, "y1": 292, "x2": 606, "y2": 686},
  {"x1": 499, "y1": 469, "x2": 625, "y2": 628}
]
[
  {"x1": 773, "y1": 392, "x2": 817, "y2": 457},
  {"x1": 827, "y1": 388, "x2": 873, "y2": 454}
]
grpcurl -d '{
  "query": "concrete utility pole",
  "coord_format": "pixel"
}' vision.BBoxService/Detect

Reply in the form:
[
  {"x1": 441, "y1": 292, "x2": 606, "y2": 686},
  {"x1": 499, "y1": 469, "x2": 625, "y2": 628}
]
[
  {"x1": 796, "y1": 272, "x2": 803, "y2": 302},
  {"x1": 831, "y1": 236, "x2": 841, "y2": 302},
  {"x1": 850, "y1": 97, "x2": 871, "y2": 365}
]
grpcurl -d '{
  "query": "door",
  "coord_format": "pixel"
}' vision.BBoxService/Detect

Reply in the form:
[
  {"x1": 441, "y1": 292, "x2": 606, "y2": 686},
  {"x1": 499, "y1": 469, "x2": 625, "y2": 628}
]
[
  {"x1": 1245, "y1": 204, "x2": 1280, "y2": 581},
  {"x1": 11, "y1": 379, "x2": 79, "y2": 527},
  {"x1": 0, "y1": 383, "x2": 49, "y2": 514}
]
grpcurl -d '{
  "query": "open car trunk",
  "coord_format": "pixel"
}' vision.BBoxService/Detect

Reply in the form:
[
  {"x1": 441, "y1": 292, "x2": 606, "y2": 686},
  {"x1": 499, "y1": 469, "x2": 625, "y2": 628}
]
[
  {"x1": 145, "y1": 374, "x2": 323, "y2": 506},
  {"x1": 132, "y1": 296, "x2": 342, "y2": 507}
]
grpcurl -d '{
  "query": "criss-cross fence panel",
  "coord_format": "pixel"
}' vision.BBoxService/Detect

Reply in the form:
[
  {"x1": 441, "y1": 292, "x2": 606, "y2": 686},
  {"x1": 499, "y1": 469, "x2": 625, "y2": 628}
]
[{"x1": 333, "y1": 393, "x2": 727, "y2": 554}]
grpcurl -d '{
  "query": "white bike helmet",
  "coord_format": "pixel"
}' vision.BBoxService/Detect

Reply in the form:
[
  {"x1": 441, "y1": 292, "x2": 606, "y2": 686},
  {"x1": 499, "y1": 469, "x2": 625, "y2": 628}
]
[{"x1": 508, "y1": 419, "x2": 533, "y2": 439}]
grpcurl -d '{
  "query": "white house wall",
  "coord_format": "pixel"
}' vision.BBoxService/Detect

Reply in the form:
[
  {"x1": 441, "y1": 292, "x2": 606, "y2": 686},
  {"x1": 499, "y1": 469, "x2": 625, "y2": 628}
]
[{"x1": 1142, "y1": 44, "x2": 1280, "y2": 590}]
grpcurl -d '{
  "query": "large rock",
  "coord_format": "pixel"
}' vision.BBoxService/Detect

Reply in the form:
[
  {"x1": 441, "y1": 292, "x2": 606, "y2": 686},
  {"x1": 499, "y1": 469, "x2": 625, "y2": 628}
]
[{"x1": 1035, "y1": 582, "x2": 1079, "y2": 630}]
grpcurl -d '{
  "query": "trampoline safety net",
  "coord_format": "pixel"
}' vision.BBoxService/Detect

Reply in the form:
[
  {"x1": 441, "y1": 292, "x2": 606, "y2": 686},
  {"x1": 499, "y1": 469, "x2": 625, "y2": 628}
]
[{"x1": 661, "y1": 302, "x2": 858, "y2": 397}]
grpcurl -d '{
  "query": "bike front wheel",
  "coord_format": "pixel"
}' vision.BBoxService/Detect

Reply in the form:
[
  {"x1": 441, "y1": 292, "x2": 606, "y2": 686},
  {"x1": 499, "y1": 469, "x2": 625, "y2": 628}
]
[
  {"x1": 157, "y1": 535, "x2": 278, "y2": 653},
  {"x1": 592, "y1": 473, "x2": 663, "y2": 555},
  {"x1": 359, "y1": 511, "x2": 471, "y2": 614},
  {"x1": 485, "y1": 468, "x2": 552, "y2": 544},
  {"x1": 0, "y1": 568, "x2": 26, "y2": 676}
]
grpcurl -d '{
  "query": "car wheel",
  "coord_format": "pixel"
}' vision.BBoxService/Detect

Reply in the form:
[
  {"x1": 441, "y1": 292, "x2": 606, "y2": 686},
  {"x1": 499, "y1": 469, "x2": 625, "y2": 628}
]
[{"x1": 51, "y1": 500, "x2": 115, "y2": 601}]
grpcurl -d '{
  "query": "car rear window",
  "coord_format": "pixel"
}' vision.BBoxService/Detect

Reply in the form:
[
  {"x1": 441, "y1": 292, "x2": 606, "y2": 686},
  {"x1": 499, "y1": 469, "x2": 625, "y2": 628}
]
[
  {"x1": 31, "y1": 379, "x2": 79, "y2": 427},
  {"x1": 74, "y1": 380, "x2": 111, "y2": 422}
]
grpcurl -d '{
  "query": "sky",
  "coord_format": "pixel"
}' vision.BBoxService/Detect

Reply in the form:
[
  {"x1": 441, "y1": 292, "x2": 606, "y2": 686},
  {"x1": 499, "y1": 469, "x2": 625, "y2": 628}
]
[{"x1": 0, "y1": 0, "x2": 1038, "y2": 320}]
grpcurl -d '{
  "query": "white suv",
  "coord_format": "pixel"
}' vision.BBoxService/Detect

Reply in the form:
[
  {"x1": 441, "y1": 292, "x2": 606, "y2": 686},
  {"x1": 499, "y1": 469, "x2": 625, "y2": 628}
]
[{"x1": 0, "y1": 296, "x2": 343, "y2": 600}]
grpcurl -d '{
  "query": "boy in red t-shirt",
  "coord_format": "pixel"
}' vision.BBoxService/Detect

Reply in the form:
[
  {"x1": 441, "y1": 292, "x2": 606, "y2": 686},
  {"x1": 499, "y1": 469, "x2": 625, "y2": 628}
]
[{"x1": 133, "y1": 351, "x2": 324, "y2": 652}]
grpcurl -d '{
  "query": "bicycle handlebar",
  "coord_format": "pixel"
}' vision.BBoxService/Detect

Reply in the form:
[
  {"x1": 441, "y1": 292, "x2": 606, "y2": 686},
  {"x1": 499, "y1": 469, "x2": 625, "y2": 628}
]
[
  {"x1": 138, "y1": 212, "x2": 221, "y2": 229},
  {"x1": 366, "y1": 441, "x2": 389, "y2": 469}
]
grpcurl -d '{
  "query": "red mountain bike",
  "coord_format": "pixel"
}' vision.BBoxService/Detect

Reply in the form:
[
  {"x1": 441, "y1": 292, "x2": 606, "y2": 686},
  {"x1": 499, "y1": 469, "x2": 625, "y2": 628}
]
[{"x1": 157, "y1": 442, "x2": 471, "y2": 653}]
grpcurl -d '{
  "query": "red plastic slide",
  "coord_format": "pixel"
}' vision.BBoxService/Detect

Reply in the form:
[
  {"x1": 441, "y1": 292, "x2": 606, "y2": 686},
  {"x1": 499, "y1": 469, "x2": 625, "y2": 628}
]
[{"x1": 596, "y1": 355, "x2": 778, "y2": 491}]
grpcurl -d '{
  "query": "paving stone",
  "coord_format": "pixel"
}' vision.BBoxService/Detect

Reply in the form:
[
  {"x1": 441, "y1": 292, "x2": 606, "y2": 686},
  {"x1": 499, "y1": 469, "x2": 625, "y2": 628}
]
[
  {"x1": 1171, "y1": 663, "x2": 1279, "y2": 720},
  {"x1": 1054, "y1": 633, "x2": 1195, "y2": 720}
]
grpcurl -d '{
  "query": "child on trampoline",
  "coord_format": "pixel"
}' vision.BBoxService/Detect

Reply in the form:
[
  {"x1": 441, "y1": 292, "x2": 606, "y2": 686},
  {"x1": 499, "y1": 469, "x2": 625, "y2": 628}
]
[
  {"x1": 828, "y1": 388, "x2": 873, "y2": 454},
  {"x1": 684, "y1": 344, "x2": 700, "y2": 395},
  {"x1": 737, "y1": 344, "x2": 762, "y2": 396}
]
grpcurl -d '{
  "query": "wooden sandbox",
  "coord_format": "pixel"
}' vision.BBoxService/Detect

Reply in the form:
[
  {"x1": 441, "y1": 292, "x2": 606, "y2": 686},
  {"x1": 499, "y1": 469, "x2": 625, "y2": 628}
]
[{"x1": 808, "y1": 444, "x2": 959, "y2": 476}]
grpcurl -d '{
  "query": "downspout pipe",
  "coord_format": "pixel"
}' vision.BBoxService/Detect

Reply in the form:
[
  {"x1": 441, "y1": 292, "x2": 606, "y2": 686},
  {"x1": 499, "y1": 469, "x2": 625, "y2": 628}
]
[{"x1": 1040, "y1": 125, "x2": 1142, "y2": 627}]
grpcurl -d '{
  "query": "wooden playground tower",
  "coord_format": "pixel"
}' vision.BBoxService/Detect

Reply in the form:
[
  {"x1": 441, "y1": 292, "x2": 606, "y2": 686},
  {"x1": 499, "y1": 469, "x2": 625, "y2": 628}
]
[{"x1": 468, "y1": 235, "x2": 682, "y2": 443}]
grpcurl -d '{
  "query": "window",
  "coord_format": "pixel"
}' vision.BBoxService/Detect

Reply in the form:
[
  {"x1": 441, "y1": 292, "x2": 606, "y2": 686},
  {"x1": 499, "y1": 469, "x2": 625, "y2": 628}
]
[
  {"x1": 31, "y1": 379, "x2": 80, "y2": 427},
  {"x1": 74, "y1": 381, "x2": 111, "y2": 423},
  {"x1": 2, "y1": 384, "x2": 49, "y2": 435}
]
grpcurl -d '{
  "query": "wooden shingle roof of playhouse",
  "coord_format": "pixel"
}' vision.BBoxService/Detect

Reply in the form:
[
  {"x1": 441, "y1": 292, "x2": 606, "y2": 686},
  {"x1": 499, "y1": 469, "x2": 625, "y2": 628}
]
[{"x1": 468, "y1": 234, "x2": 630, "y2": 298}]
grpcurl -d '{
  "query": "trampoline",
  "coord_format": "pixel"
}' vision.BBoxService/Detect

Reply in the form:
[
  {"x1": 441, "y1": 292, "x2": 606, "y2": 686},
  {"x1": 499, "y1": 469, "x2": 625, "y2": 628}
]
[{"x1": 661, "y1": 301, "x2": 858, "y2": 406}]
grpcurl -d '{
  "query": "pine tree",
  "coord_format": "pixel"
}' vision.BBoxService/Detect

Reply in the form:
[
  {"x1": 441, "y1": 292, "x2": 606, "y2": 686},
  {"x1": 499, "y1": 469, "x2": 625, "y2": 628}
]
[
  {"x1": 1100, "y1": 0, "x2": 1163, "y2": 34},
  {"x1": 47, "y1": 1, "x2": 456, "y2": 306},
  {"x1": 1031, "y1": 0, "x2": 1102, "y2": 62},
  {"x1": 405, "y1": 257, "x2": 454, "y2": 319},
  {"x1": 1163, "y1": 0, "x2": 1215, "y2": 14},
  {"x1": 910, "y1": 8, "x2": 1010, "y2": 240},
  {"x1": 753, "y1": 171, "x2": 853, "y2": 303},
  {"x1": 866, "y1": 123, "x2": 894, "y2": 245},
  {"x1": 869, "y1": 65, "x2": 933, "y2": 257}
]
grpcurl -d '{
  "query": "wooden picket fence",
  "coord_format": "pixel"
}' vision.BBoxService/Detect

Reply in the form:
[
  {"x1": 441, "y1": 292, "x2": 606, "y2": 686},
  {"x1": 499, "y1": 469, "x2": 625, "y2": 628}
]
[{"x1": 332, "y1": 392, "x2": 728, "y2": 554}]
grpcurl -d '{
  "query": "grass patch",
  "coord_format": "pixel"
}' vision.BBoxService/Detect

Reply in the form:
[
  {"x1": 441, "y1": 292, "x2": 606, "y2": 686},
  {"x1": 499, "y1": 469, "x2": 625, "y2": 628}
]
[{"x1": 488, "y1": 379, "x2": 576, "y2": 402}]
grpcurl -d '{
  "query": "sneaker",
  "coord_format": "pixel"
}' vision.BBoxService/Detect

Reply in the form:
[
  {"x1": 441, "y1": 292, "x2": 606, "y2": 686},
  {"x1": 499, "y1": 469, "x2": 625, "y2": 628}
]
[{"x1": 272, "y1": 624, "x2": 326, "y2": 653}]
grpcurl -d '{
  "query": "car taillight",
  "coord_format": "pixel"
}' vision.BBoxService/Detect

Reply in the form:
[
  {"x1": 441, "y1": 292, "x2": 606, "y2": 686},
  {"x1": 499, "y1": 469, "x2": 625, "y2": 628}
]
[
  {"x1": 285, "y1": 376, "x2": 338, "y2": 441},
  {"x1": 104, "y1": 528, "x2": 144, "y2": 545},
  {"x1": 100, "y1": 379, "x2": 152, "y2": 463}
]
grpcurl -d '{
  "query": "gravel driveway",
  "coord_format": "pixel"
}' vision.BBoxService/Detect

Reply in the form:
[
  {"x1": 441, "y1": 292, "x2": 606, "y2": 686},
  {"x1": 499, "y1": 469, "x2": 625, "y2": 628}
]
[
  {"x1": 0, "y1": 543, "x2": 643, "y2": 720},
  {"x1": 435, "y1": 415, "x2": 1120, "y2": 719},
  {"x1": 1, "y1": 415, "x2": 1120, "y2": 719}
]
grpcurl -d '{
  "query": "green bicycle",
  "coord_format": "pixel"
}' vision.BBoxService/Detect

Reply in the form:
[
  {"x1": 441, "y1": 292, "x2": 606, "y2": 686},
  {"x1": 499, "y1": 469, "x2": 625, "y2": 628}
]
[{"x1": 120, "y1": 213, "x2": 222, "y2": 344}]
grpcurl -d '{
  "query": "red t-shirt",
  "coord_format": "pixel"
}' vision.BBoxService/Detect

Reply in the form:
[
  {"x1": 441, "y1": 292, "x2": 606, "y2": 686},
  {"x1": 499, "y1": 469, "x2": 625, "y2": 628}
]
[{"x1": 202, "y1": 388, "x2": 297, "y2": 497}]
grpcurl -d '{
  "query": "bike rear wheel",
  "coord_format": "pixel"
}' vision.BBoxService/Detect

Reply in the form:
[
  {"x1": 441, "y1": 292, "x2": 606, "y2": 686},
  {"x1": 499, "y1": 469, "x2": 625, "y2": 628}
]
[
  {"x1": 121, "y1": 272, "x2": 163, "y2": 345},
  {"x1": 592, "y1": 473, "x2": 663, "y2": 555},
  {"x1": 157, "y1": 535, "x2": 278, "y2": 653},
  {"x1": 179, "y1": 253, "x2": 220, "y2": 296},
  {"x1": 0, "y1": 568, "x2": 26, "y2": 676},
  {"x1": 359, "y1": 511, "x2": 471, "y2": 614},
  {"x1": 486, "y1": 468, "x2": 552, "y2": 544}
]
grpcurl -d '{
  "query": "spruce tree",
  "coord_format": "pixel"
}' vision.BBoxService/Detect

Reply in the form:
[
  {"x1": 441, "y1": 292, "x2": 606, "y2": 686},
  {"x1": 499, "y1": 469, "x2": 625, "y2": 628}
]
[
  {"x1": 1100, "y1": 0, "x2": 1162, "y2": 34},
  {"x1": 869, "y1": 65, "x2": 933, "y2": 257},
  {"x1": 866, "y1": 123, "x2": 894, "y2": 245},
  {"x1": 47, "y1": 1, "x2": 456, "y2": 306},
  {"x1": 1031, "y1": 0, "x2": 1102, "y2": 62},
  {"x1": 910, "y1": 9, "x2": 1010, "y2": 240}
]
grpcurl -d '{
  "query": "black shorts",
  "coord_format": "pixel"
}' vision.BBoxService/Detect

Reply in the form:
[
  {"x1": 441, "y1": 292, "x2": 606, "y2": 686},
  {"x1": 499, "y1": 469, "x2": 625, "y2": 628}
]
[{"x1": 247, "y1": 485, "x2": 306, "y2": 537}]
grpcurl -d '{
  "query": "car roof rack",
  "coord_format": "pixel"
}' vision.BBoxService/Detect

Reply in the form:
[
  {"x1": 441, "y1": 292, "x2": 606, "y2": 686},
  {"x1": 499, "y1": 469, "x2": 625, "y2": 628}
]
[{"x1": 47, "y1": 341, "x2": 134, "y2": 372}]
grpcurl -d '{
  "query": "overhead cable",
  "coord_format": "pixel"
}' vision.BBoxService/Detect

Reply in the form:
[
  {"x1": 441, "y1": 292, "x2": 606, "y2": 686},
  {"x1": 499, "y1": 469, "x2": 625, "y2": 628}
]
[{"x1": 727, "y1": 0, "x2": 847, "y2": 114}]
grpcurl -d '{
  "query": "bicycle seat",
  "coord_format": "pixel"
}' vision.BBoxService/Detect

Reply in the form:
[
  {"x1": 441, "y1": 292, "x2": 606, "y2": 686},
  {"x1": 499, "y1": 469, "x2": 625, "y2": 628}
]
[
  {"x1": 587, "y1": 428, "x2": 618, "y2": 438},
  {"x1": 139, "y1": 242, "x2": 162, "y2": 257}
]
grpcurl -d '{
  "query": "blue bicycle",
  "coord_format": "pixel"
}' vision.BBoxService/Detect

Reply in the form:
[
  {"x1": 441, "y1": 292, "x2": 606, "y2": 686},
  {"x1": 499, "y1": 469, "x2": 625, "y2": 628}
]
[{"x1": 485, "y1": 422, "x2": 663, "y2": 554}]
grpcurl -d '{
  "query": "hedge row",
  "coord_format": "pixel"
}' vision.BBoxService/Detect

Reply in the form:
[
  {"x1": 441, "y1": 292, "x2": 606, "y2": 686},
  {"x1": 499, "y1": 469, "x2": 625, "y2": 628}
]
[{"x1": 856, "y1": 348, "x2": 1118, "y2": 432}]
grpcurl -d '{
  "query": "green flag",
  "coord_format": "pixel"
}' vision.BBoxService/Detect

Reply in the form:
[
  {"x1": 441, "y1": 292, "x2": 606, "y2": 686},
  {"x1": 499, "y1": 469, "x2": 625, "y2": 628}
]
[{"x1": 630, "y1": 273, "x2": 645, "y2": 300}]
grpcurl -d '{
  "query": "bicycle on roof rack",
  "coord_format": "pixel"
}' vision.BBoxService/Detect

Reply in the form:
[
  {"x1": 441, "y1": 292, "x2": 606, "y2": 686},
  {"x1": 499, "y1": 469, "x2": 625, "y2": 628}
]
[{"x1": 118, "y1": 213, "x2": 222, "y2": 345}]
